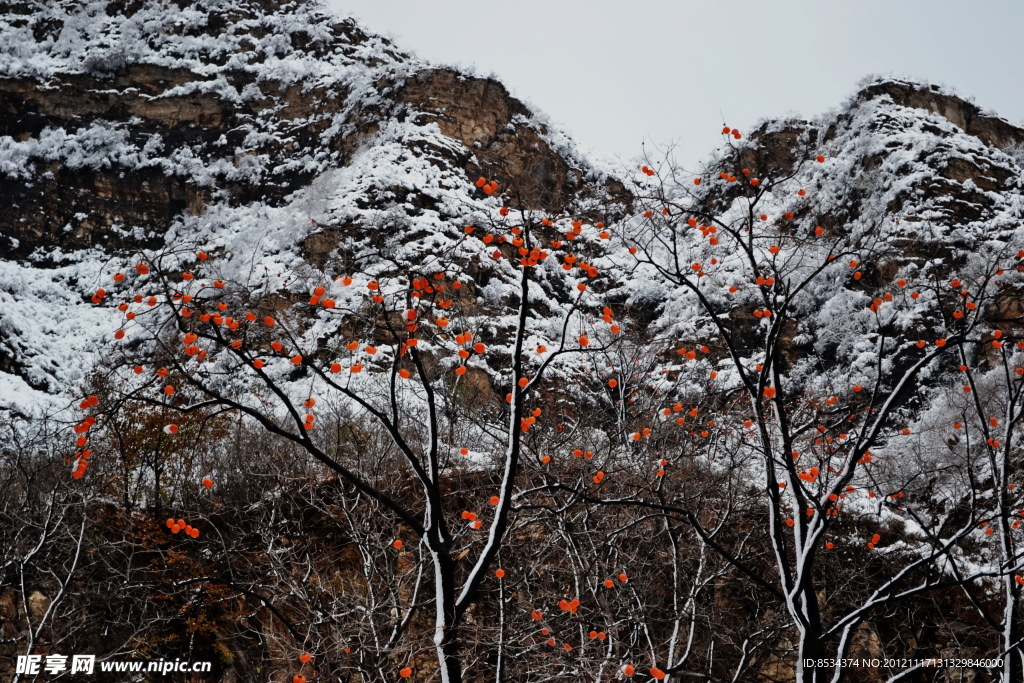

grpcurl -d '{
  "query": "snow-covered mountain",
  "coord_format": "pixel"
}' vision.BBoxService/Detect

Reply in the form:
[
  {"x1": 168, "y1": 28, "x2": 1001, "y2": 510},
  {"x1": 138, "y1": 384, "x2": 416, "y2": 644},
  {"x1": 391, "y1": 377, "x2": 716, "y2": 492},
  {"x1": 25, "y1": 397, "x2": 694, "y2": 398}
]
[
  {"x1": 627, "y1": 78, "x2": 1024, "y2": 407},
  {"x1": 0, "y1": 0, "x2": 626, "y2": 415},
  {"x1": 1, "y1": 0, "x2": 1022, "y2": 421}
]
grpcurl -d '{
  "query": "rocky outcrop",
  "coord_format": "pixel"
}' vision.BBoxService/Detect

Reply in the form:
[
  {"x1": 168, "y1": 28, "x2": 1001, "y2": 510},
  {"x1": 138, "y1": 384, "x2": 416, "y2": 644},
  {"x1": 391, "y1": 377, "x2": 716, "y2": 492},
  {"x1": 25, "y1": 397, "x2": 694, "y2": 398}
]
[
  {"x1": 397, "y1": 68, "x2": 626, "y2": 213},
  {"x1": 857, "y1": 78, "x2": 1024, "y2": 150}
]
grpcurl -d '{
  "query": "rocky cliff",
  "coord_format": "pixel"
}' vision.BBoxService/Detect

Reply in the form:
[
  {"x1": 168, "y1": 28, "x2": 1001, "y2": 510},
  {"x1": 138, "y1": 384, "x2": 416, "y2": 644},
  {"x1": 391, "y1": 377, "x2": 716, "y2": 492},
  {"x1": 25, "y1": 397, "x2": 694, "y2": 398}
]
[{"x1": 0, "y1": 0, "x2": 626, "y2": 410}]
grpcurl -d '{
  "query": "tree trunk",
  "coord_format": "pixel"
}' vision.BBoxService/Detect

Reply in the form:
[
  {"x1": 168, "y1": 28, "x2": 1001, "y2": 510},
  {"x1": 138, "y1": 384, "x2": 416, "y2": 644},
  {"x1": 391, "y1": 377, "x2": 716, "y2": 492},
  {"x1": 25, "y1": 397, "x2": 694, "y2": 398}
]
[
  {"x1": 435, "y1": 626, "x2": 463, "y2": 683},
  {"x1": 428, "y1": 523, "x2": 462, "y2": 683},
  {"x1": 794, "y1": 581, "x2": 825, "y2": 683},
  {"x1": 1002, "y1": 575, "x2": 1020, "y2": 683}
]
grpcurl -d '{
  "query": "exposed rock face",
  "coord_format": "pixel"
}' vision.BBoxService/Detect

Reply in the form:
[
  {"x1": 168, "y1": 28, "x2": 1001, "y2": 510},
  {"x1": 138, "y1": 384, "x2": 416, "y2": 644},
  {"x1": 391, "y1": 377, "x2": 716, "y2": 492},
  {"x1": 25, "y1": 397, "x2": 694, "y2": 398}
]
[
  {"x1": 0, "y1": 2, "x2": 620, "y2": 264},
  {"x1": 857, "y1": 78, "x2": 1024, "y2": 151},
  {"x1": 701, "y1": 77, "x2": 1024, "y2": 288},
  {"x1": 396, "y1": 68, "x2": 623, "y2": 212}
]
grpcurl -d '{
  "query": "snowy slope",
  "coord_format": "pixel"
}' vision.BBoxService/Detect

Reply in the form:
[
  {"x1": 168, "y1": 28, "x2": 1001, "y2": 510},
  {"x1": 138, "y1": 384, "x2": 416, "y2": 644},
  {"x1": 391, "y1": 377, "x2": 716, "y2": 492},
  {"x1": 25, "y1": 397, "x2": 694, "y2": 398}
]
[
  {"x1": 0, "y1": 0, "x2": 620, "y2": 417},
  {"x1": 1, "y1": 0, "x2": 1023, "y2": 434}
]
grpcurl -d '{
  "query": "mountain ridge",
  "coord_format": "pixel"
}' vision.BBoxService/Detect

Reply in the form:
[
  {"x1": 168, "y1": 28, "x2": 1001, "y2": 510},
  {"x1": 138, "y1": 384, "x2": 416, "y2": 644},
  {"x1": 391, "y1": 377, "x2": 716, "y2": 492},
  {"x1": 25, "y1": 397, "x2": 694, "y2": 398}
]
[{"x1": 1, "y1": 0, "x2": 1023, "y2": 417}]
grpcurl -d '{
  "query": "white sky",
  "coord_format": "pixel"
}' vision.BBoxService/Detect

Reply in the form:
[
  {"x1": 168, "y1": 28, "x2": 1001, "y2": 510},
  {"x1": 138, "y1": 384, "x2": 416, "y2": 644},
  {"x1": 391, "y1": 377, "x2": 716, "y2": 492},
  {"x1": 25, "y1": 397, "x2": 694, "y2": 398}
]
[{"x1": 325, "y1": 1, "x2": 1024, "y2": 166}]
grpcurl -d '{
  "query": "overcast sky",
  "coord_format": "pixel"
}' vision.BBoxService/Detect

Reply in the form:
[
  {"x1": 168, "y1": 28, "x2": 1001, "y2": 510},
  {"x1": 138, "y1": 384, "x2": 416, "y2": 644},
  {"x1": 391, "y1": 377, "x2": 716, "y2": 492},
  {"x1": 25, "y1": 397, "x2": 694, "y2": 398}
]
[{"x1": 324, "y1": 1, "x2": 1024, "y2": 166}]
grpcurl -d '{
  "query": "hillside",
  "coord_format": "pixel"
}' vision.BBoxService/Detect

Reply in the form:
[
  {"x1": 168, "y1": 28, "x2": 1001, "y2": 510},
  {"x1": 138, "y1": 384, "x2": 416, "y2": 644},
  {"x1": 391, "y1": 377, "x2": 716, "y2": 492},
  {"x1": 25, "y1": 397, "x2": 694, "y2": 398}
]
[
  {"x1": 0, "y1": 0, "x2": 625, "y2": 414},
  {"x1": 1, "y1": 1, "x2": 1022, "y2": 416}
]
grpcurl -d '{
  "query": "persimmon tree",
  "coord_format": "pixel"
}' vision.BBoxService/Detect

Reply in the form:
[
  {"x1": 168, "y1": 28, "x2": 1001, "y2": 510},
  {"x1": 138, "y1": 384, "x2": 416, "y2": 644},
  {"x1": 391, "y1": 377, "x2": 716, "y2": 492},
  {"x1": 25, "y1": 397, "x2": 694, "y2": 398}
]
[
  {"x1": 588, "y1": 132, "x2": 1024, "y2": 682},
  {"x1": 496, "y1": 457, "x2": 778, "y2": 681},
  {"x1": 1, "y1": 414, "x2": 207, "y2": 680},
  {"x1": 77, "y1": 175, "x2": 628, "y2": 682}
]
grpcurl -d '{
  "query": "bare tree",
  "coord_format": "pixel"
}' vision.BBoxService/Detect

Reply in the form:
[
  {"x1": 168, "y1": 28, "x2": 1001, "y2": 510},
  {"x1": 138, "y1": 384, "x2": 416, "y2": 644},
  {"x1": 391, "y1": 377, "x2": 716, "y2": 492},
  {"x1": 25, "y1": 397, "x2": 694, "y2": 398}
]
[
  {"x1": 84, "y1": 176, "x2": 622, "y2": 682},
  {"x1": 600, "y1": 139, "x2": 1024, "y2": 682}
]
